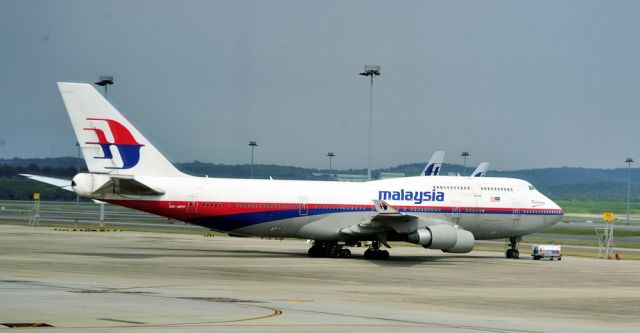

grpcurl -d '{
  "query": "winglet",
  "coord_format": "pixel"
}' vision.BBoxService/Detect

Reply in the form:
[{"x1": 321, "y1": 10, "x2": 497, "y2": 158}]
[{"x1": 372, "y1": 199, "x2": 403, "y2": 216}]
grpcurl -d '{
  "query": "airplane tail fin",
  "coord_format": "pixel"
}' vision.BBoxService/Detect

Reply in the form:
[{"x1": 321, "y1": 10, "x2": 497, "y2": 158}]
[
  {"x1": 421, "y1": 151, "x2": 445, "y2": 176},
  {"x1": 470, "y1": 162, "x2": 489, "y2": 177},
  {"x1": 57, "y1": 82, "x2": 183, "y2": 177}
]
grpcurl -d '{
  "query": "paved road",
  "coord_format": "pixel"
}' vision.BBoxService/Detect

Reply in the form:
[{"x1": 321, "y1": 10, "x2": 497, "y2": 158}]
[{"x1": 1, "y1": 225, "x2": 639, "y2": 333}]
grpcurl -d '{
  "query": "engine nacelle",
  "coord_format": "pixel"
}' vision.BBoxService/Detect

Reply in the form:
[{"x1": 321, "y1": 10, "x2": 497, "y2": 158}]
[
  {"x1": 442, "y1": 229, "x2": 475, "y2": 253},
  {"x1": 407, "y1": 224, "x2": 457, "y2": 249}
]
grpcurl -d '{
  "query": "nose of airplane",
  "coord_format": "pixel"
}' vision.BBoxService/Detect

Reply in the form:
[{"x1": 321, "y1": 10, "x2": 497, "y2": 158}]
[{"x1": 547, "y1": 199, "x2": 564, "y2": 226}]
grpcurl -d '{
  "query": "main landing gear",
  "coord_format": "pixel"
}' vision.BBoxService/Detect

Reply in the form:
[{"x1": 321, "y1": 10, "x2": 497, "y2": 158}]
[
  {"x1": 308, "y1": 241, "x2": 351, "y2": 259},
  {"x1": 307, "y1": 240, "x2": 389, "y2": 260},
  {"x1": 505, "y1": 236, "x2": 521, "y2": 259},
  {"x1": 363, "y1": 240, "x2": 389, "y2": 260}
]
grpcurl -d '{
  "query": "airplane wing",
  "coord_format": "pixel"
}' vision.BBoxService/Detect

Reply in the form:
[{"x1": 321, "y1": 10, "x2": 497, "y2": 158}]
[
  {"x1": 341, "y1": 200, "x2": 417, "y2": 236},
  {"x1": 20, "y1": 173, "x2": 104, "y2": 203},
  {"x1": 421, "y1": 151, "x2": 445, "y2": 176},
  {"x1": 371, "y1": 199, "x2": 415, "y2": 220}
]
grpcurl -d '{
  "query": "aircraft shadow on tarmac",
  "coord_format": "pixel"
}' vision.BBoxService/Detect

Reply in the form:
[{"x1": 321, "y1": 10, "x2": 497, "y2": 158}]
[{"x1": 47, "y1": 247, "x2": 493, "y2": 266}]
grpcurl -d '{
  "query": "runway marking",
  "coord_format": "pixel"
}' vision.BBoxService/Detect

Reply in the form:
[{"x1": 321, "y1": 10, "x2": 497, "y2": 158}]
[
  {"x1": 98, "y1": 318, "x2": 146, "y2": 324},
  {"x1": 277, "y1": 306, "x2": 544, "y2": 333}
]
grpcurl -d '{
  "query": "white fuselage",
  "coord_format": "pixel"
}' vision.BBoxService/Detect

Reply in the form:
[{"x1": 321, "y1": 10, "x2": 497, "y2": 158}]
[{"x1": 74, "y1": 173, "x2": 563, "y2": 241}]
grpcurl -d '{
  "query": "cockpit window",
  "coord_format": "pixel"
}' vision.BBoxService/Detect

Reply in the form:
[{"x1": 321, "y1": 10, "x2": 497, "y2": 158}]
[{"x1": 529, "y1": 185, "x2": 535, "y2": 190}]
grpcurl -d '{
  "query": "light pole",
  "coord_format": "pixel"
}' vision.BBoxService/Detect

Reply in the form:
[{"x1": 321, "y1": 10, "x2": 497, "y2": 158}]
[
  {"x1": 249, "y1": 141, "x2": 258, "y2": 179},
  {"x1": 359, "y1": 65, "x2": 380, "y2": 181},
  {"x1": 95, "y1": 76, "x2": 114, "y2": 99},
  {"x1": 75, "y1": 141, "x2": 81, "y2": 208},
  {"x1": 626, "y1": 157, "x2": 634, "y2": 224},
  {"x1": 93, "y1": 76, "x2": 114, "y2": 229},
  {"x1": 461, "y1": 151, "x2": 470, "y2": 176},
  {"x1": 326, "y1": 152, "x2": 335, "y2": 178}
]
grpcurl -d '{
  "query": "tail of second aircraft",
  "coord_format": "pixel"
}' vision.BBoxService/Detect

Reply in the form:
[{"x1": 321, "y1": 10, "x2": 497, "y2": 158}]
[
  {"x1": 57, "y1": 82, "x2": 183, "y2": 177},
  {"x1": 421, "y1": 151, "x2": 445, "y2": 176}
]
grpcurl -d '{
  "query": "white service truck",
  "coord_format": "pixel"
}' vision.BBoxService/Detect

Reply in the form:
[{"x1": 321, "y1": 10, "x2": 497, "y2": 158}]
[{"x1": 531, "y1": 245, "x2": 562, "y2": 260}]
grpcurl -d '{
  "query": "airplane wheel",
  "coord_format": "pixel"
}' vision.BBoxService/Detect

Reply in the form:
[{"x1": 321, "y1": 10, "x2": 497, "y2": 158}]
[
  {"x1": 308, "y1": 246, "x2": 322, "y2": 257},
  {"x1": 328, "y1": 245, "x2": 341, "y2": 259},
  {"x1": 340, "y1": 249, "x2": 351, "y2": 258},
  {"x1": 380, "y1": 250, "x2": 389, "y2": 260},
  {"x1": 506, "y1": 249, "x2": 514, "y2": 259},
  {"x1": 513, "y1": 250, "x2": 520, "y2": 259},
  {"x1": 533, "y1": 256, "x2": 540, "y2": 260}
]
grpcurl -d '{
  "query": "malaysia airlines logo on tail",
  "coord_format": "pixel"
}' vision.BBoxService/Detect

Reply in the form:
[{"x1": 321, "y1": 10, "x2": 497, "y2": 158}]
[{"x1": 83, "y1": 118, "x2": 144, "y2": 169}]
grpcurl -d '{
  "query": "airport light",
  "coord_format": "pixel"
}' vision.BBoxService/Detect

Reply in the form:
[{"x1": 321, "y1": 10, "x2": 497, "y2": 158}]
[
  {"x1": 461, "y1": 151, "x2": 470, "y2": 175},
  {"x1": 95, "y1": 76, "x2": 114, "y2": 98},
  {"x1": 359, "y1": 65, "x2": 380, "y2": 181},
  {"x1": 75, "y1": 141, "x2": 80, "y2": 209},
  {"x1": 249, "y1": 141, "x2": 258, "y2": 179},
  {"x1": 92, "y1": 76, "x2": 114, "y2": 229},
  {"x1": 326, "y1": 152, "x2": 335, "y2": 178},
  {"x1": 626, "y1": 157, "x2": 634, "y2": 224}
]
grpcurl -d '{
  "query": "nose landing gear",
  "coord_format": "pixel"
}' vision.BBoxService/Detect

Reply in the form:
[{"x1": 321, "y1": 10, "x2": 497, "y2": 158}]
[{"x1": 505, "y1": 237, "x2": 521, "y2": 259}]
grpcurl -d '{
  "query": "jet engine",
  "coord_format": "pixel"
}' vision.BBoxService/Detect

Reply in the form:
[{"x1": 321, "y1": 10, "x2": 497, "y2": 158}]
[
  {"x1": 407, "y1": 224, "x2": 475, "y2": 253},
  {"x1": 441, "y1": 229, "x2": 475, "y2": 253}
]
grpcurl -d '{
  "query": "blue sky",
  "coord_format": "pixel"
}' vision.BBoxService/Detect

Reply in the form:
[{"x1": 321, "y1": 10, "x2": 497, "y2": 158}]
[{"x1": 1, "y1": 1, "x2": 639, "y2": 170}]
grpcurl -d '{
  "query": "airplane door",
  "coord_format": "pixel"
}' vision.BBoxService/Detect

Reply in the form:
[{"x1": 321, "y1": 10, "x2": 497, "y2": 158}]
[
  {"x1": 472, "y1": 186, "x2": 483, "y2": 222},
  {"x1": 451, "y1": 200, "x2": 461, "y2": 224},
  {"x1": 187, "y1": 196, "x2": 198, "y2": 214},
  {"x1": 299, "y1": 197, "x2": 308, "y2": 216},
  {"x1": 512, "y1": 198, "x2": 521, "y2": 223}
]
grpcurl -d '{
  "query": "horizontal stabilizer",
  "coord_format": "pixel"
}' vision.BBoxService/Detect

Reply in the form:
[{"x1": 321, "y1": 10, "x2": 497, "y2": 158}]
[
  {"x1": 20, "y1": 174, "x2": 73, "y2": 191},
  {"x1": 20, "y1": 173, "x2": 104, "y2": 203}
]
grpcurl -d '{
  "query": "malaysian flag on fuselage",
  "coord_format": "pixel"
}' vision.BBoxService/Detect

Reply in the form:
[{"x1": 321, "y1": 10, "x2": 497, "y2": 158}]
[{"x1": 490, "y1": 196, "x2": 501, "y2": 202}]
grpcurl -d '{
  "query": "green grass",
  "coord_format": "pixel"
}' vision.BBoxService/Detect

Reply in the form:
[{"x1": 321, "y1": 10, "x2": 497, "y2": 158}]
[
  {"x1": 555, "y1": 199, "x2": 640, "y2": 215},
  {"x1": 522, "y1": 236, "x2": 640, "y2": 249},
  {"x1": 0, "y1": 220, "x2": 216, "y2": 236},
  {"x1": 541, "y1": 228, "x2": 640, "y2": 237}
]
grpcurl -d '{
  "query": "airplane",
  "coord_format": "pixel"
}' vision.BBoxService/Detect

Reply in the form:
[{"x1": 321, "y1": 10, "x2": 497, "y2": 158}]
[
  {"x1": 55, "y1": 82, "x2": 563, "y2": 260},
  {"x1": 421, "y1": 151, "x2": 445, "y2": 176},
  {"x1": 470, "y1": 162, "x2": 490, "y2": 177}
]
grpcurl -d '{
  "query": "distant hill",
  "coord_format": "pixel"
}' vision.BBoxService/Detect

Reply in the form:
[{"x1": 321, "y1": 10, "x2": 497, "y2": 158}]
[
  {"x1": 1, "y1": 157, "x2": 638, "y2": 202},
  {"x1": 0, "y1": 157, "x2": 83, "y2": 168}
]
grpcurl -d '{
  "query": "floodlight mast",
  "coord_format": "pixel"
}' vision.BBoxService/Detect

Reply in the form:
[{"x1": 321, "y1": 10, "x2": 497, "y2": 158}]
[
  {"x1": 95, "y1": 76, "x2": 114, "y2": 99},
  {"x1": 326, "y1": 152, "x2": 335, "y2": 175},
  {"x1": 626, "y1": 157, "x2": 634, "y2": 224},
  {"x1": 461, "y1": 151, "x2": 470, "y2": 176},
  {"x1": 92, "y1": 75, "x2": 114, "y2": 229},
  {"x1": 359, "y1": 65, "x2": 380, "y2": 181},
  {"x1": 249, "y1": 141, "x2": 258, "y2": 179}
]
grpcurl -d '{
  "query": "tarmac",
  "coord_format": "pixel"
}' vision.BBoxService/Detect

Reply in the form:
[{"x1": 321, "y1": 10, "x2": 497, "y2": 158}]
[{"x1": 1, "y1": 224, "x2": 639, "y2": 333}]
